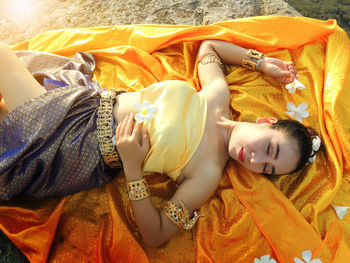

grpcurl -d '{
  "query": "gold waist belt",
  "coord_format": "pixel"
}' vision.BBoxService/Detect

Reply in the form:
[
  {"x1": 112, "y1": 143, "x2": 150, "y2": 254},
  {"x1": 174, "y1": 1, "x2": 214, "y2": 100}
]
[{"x1": 96, "y1": 89, "x2": 122, "y2": 169}]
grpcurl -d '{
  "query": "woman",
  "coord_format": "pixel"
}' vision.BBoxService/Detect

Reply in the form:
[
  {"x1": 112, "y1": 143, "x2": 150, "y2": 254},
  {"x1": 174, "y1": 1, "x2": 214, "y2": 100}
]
[{"x1": 0, "y1": 40, "x2": 319, "y2": 247}]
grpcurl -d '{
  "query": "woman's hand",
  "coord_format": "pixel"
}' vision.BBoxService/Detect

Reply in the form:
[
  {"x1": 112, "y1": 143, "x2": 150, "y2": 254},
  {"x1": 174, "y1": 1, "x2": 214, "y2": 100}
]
[
  {"x1": 259, "y1": 57, "x2": 298, "y2": 84},
  {"x1": 115, "y1": 113, "x2": 150, "y2": 172}
]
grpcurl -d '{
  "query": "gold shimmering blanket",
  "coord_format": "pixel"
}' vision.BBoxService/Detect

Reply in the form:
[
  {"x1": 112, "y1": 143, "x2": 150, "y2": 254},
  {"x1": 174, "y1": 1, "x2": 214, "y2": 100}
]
[{"x1": 1, "y1": 16, "x2": 350, "y2": 263}]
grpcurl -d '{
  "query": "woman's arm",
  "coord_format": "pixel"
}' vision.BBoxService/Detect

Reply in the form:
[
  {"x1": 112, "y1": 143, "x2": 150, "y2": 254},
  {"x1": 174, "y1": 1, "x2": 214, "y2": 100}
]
[
  {"x1": 197, "y1": 40, "x2": 298, "y2": 100},
  {"x1": 0, "y1": 42, "x2": 46, "y2": 112},
  {"x1": 115, "y1": 113, "x2": 220, "y2": 247}
]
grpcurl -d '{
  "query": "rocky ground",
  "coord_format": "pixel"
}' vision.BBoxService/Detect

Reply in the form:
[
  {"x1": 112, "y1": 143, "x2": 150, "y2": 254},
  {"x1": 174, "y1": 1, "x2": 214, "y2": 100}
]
[{"x1": 0, "y1": 0, "x2": 301, "y2": 45}]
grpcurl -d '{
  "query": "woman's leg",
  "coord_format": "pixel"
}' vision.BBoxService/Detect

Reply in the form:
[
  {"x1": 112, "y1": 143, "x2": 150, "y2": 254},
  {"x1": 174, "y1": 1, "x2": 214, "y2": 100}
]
[{"x1": 0, "y1": 42, "x2": 46, "y2": 113}]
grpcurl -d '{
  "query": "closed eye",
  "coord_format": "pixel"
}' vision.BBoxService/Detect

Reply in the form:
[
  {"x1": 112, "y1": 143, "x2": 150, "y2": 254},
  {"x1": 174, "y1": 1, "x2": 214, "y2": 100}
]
[
  {"x1": 267, "y1": 143, "x2": 271, "y2": 155},
  {"x1": 263, "y1": 163, "x2": 268, "y2": 173}
]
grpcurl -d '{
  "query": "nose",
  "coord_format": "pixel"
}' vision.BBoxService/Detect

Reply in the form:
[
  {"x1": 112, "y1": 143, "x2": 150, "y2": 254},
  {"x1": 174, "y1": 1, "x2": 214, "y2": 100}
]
[{"x1": 250, "y1": 152, "x2": 268, "y2": 164}]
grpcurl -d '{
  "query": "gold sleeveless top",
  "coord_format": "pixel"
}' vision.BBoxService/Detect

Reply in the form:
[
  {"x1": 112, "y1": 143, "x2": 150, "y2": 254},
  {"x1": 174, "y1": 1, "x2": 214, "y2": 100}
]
[{"x1": 140, "y1": 80, "x2": 207, "y2": 181}]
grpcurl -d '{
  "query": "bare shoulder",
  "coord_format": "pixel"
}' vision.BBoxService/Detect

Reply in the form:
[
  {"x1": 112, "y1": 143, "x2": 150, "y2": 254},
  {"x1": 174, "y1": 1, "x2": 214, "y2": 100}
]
[{"x1": 199, "y1": 79, "x2": 230, "y2": 111}]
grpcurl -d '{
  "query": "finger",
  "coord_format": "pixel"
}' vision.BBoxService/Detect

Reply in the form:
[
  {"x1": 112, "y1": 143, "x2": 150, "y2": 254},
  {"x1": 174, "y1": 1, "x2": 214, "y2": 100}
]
[
  {"x1": 288, "y1": 65, "x2": 297, "y2": 76},
  {"x1": 284, "y1": 75, "x2": 294, "y2": 84},
  {"x1": 119, "y1": 114, "x2": 129, "y2": 135},
  {"x1": 141, "y1": 128, "x2": 150, "y2": 151},
  {"x1": 124, "y1": 113, "x2": 134, "y2": 136},
  {"x1": 115, "y1": 122, "x2": 121, "y2": 138},
  {"x1": 132, "y1": 120, "x2": 143, "y2": 139}
]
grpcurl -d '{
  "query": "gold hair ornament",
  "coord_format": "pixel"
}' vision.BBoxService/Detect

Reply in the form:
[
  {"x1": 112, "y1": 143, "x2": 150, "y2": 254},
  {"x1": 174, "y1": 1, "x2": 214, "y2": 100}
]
[
  {"x1": 241, "y1": 49, "x2": 265, "y2": 71},
  {"x1": 125, "y1": 178, "x2": 150, "y2": 201},
  {"x1": 199, "y1": 53, "x2": 224, "y2": 70},
  {"x1": 164, "y1": 200, "x2": 205, "y2": 230}
]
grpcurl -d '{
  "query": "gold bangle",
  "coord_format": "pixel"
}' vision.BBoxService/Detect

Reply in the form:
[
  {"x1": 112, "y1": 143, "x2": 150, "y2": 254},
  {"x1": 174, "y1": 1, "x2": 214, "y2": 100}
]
[
  {"x1": 125, "y1": 178, "x2": 150, "y2": 201},
  {"x1": 199, "y1": 53, "x2": 224, "y2": 70},
  {"x1": 241, "y1": 49, "x2": 265, "y2": 71},
  {"x1": 164, "y1": 200, "x2": 205, "y2": 230}
]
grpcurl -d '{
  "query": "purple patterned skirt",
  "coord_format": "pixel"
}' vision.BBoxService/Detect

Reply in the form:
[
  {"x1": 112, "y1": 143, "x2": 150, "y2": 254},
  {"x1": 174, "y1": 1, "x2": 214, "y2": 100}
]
[{"x1": 0, "y1": 85, "x2": 120, "y2": 200}]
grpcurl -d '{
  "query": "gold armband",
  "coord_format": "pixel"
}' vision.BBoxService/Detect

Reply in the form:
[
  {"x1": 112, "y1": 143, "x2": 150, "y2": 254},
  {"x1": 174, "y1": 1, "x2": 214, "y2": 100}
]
[
  {"x1": 125, "y1": 178, "x2": 150, "y2": 201},
  {"x1": 199, "y1": 53, "x2": 224, "y2": 70},
  {"x1": 241, "y1": 49, "x2": 265, "y2": 71},
  {"x1": 164, "y1": 200, "x2": 205, "y2": 230}
]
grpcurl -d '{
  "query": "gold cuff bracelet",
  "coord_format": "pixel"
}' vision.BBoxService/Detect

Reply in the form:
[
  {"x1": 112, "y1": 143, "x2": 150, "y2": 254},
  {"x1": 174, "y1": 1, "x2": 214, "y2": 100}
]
[
  {"x1": 241, "y1": 49, "x2": 265, "y2": 71},
  {"x1": 125, "y1": 178, "x2": 150, "y2": 201},
  {"x1": 164, "y1": 200, "x2": 205, "y2": 230}
]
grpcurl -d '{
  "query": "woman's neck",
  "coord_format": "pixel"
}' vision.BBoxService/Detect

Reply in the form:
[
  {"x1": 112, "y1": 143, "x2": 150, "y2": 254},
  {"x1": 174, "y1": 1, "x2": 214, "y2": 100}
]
[{"x1": 216, "y1": 116, "x2": 236, "y2": 151}]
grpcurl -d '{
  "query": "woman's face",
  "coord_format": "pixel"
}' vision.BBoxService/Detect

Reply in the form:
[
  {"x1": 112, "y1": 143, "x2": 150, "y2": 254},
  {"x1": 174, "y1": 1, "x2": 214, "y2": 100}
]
[{"x1": 228, "y1": 123, "x2": 299, "y2": 175}]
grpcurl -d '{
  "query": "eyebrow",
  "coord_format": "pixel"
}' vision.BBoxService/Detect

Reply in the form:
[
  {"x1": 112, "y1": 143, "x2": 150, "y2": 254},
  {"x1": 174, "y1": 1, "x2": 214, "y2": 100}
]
[{"x1": 271, "y1": 144, "x2": 280, "y2": 175}]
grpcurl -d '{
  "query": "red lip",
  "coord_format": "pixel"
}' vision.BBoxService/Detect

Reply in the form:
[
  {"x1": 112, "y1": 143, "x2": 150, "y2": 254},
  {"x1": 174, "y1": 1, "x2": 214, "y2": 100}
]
[{"x1": 238, "y1": 147, "x2": 245, "y2": 162}]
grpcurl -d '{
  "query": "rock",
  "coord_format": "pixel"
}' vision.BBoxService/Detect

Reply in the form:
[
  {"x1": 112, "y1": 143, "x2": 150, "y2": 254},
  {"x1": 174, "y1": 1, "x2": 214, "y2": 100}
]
[{"x1": 0, "y1": 0, "x2": 300, "y2": 45}]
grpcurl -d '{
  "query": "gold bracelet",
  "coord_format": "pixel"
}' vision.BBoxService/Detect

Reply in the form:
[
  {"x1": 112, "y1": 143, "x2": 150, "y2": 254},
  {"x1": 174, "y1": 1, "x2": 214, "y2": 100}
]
[
  {"x1": 125, "y1": 178, "x2": 150, "y2": 201},
  {"x1": 199, "y1": 53, "x2": 224, "y2": 70},
  {"x1": 164, "y1": 200, "x2": 205, "y2": 230},
  {"x1": 241, "y1": 49, "x2": 265, "y2": 71}
]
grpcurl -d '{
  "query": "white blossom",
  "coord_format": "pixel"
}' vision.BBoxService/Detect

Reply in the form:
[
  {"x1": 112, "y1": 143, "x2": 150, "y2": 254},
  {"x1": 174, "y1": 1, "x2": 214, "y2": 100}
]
[
  {"x1": 254, "y1": 255, "x2": 276, "y2": 263},
  {"x1": 134, "y1": 100, "x2": 157, "y2": 123},
  {"x1": 287, "y1": 102, "x2": 309, "y2": 123},
  {"x1": 294, "y1": 250, "x2": 322, "y2": 263},
  {"x1": 285, "y1": 79, "x2": 306, "y2": 93},
  {"x1": 312, "y1": 137, "x2": 321, "y2": 152},
  {"x1": 332, "y1": 205, "x2": 349, "y2": 220}
]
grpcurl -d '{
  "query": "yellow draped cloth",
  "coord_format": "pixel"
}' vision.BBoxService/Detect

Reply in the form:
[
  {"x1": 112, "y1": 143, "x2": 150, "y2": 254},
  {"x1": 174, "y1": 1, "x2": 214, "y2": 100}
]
[
  {"x1": 1, "y1": 16, "x2": 349, "y2": 262},
  {"x1": 140, "y1": 80, "x2": 207, "y2": 181}
]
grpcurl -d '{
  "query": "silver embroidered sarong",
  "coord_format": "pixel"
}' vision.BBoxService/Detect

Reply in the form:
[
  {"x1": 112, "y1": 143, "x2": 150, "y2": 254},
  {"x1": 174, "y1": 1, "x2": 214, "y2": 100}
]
[{"x1": 0, "y1": 52, "x2": 119, "y2": 200}]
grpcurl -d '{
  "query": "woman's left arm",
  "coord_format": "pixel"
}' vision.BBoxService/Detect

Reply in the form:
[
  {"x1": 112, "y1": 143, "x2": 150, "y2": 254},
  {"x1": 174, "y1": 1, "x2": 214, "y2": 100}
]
[
  {"x1": 197, "y1": 40, "x2": 298, "y2": 97},
  {"x1": 115, "y1": 113, "x2": 220, "y2": 247}
]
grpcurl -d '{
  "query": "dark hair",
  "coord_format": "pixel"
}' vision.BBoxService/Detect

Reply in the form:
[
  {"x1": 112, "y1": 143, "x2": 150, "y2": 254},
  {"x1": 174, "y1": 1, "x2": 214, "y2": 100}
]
[{"x1": 271, "y1": 120, "x2": 320, "y2": 174}]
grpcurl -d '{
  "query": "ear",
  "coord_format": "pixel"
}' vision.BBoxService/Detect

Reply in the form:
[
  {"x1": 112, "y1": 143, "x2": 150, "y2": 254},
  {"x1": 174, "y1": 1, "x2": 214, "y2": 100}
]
[{"x1": 256, "y1": 117, "x2": 278, "y2": 124}]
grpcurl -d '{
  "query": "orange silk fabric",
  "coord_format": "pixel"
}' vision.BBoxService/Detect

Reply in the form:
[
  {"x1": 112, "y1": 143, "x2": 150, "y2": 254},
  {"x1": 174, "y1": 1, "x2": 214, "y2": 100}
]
[{"x1": 1, "y1": 16, "x2": 349, "y2": 262}]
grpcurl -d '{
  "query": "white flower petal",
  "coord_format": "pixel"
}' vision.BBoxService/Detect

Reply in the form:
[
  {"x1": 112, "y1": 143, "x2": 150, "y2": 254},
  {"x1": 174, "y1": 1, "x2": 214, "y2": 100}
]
[
  {"x1": 134, "y1": 113, "x2": 145, "y2": 123},
  {"x1": 309, "y1": 155, "x2": 316, "y2": 163},
  {"x1": 294, "y1": 258, "x2": 305, "y2": 263},
  {"x1": 254, "y1": 258, "x2": 261, "y2": 263},
  {"x1": 148, "y1": 104, "x2": 157, "y2": 113},
  {"x1": 310, "y1": 259, "x2": 323, "y2": 263},
  {"x1": 295, "y1": 115, "x2": 303, "y2": 123},
  {"x1": 143, "y1": 100, "x2": 151, "y2": 107},
  {"x1": 302, "y1": 250, "x2": 312, "y2": 262},
  {"x1": 144, "y1": 113, "x2": 154, "y2": 122},
  {"x1": 312, "y1": 137, "x2": 321, "y2": 151},
  {"x1": 287, "y1": 102, "x2": 297, "y2": 111},
  {"x1": 287, "y1": 111, "x2": 296, "y2": 118},
  {"x1": 298, "y1": 102, "x2": 309, "y2": 111},
  {"x1": 294, "y1": 79, "x2": 306, "y2": 90},
  {"x1": 309, "y1": 157, "x2": 316, "y2": 164},
  {"x1": 332, "y1": 205, "x2": 349, "y2": 220},
  {"x1": 134, "y1": 101, "x2": 143, "y2": 111},
  {"x1": 285, "y1": 82, "x2": 296, "y2": 93},
  {"x1": 260, "y1": 255, "x2": 270, "y2": 262},
  {"x1": 299, "y1": 110, "x2": 309, "y2": 118}
]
